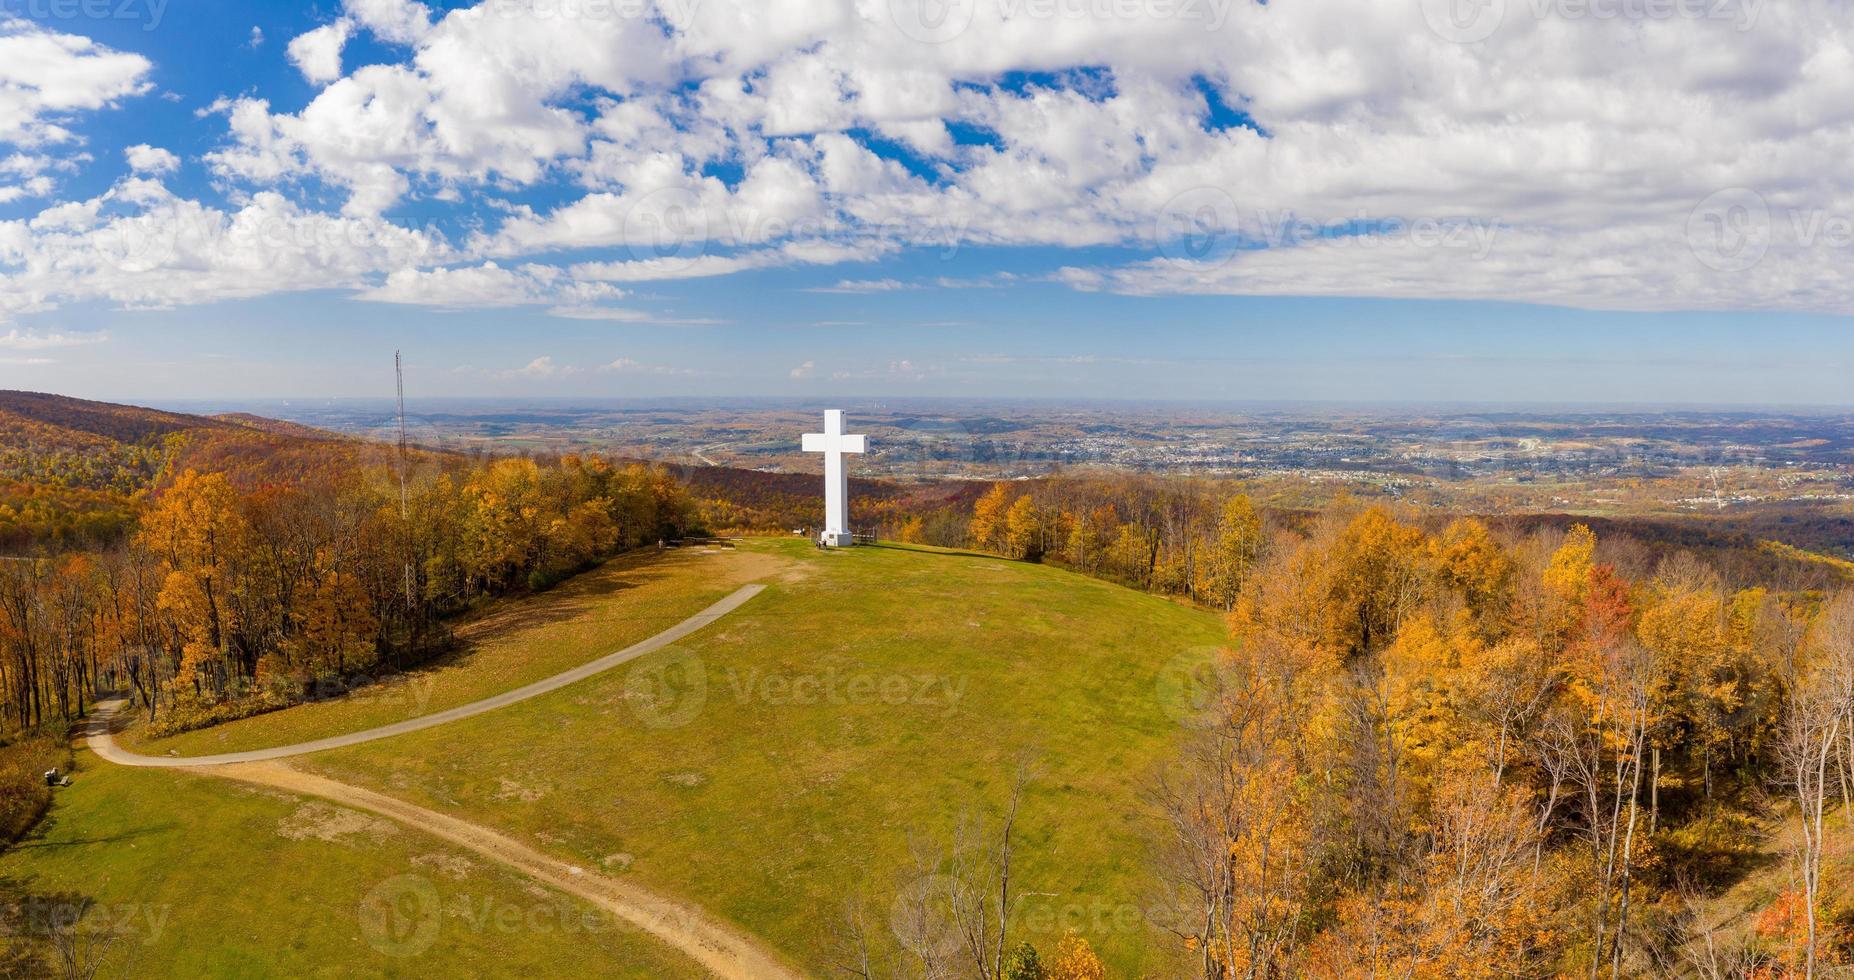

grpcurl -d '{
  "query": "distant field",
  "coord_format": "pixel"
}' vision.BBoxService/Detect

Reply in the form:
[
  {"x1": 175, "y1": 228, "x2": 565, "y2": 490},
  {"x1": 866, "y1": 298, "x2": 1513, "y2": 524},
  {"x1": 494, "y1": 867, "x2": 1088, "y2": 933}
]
[
  {"x1": 127, "y1": 546, "x2": 782, "y2": 757},
  {"x1": 296, "y1": 538, "x2": 1228, "y2": 975},
  {"x1": 0, "y1": 748, "x2": 700, "y2": 978}
]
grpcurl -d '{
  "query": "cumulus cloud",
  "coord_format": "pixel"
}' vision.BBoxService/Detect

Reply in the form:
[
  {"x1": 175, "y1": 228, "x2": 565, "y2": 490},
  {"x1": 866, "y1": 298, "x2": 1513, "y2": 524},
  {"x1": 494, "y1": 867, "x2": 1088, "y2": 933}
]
[
  {"x1": 10, "y1": 0, "x2": 1854, "y2": 322},
  {"x1": 0, "y1": 328, "x2": 106, "y2": 349},
  {"x1": 355, "y1": 261, "x2": 620, "y2": 308},
  {"x1": 124, "y1": 144, "x2": 179, "y2": 174},
  {"x1": 0, "y1": 152, "x2": 56, "y2": 203},
  {"x1": 505, "y1": 355, "x2": 573, "y2": 379},
  {"x1": 286, "y1": 20, "x2": 353, "y2": 85},
  {"x1": 0, "y1": 19, "x2": 153, "y2": 145},
  {"x1": 0, "y1": 185, "x2": 446, "y2": 322}
]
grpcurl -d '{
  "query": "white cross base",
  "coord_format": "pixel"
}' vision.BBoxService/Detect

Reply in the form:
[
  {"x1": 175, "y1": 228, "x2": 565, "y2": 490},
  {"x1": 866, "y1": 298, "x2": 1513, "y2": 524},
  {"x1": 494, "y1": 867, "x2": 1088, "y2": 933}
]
[{"x1": 802, "y1": 409, "x2": 867, "y2": 547}]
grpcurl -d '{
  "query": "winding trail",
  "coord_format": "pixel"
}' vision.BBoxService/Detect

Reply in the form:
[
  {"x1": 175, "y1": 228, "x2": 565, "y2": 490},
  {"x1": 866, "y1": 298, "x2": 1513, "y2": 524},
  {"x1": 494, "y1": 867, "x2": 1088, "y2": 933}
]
[
  {"x1": 82, "y1": 581, "x2": 808, "y2": 980},
  {"x1": 90, "y1": 584, "x2": 764, "y2": 767}
]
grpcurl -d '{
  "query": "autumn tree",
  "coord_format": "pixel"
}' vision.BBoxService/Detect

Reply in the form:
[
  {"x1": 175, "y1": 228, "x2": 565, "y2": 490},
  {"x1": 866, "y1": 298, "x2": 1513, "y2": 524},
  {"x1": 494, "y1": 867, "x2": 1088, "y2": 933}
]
[
  {"x1": 1196, "y1": 495, "x2": 1262, "y2": 610},
  {"x1": 970, "y1": 484, "x2": 1013, "y2": 554},
  {"x1": 1004, "y1": 496, "x2": 1040, "y2": 560}
]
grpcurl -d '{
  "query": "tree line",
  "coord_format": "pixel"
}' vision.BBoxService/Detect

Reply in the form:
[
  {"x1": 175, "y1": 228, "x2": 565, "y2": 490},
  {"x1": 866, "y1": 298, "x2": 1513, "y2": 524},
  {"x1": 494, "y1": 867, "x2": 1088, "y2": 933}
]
[
  {"x1": 0, "y1": 454, "x2": 696, "y2": 737},
  {"x1": 1128, "y1": 503, "x2": 1850, "y2": 976}
]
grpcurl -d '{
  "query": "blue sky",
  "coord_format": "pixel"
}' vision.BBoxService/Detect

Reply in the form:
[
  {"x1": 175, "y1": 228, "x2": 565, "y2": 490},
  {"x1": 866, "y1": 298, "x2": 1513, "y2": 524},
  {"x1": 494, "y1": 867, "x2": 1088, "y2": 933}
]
[{"x1": 1, "y1": 1, "x2": 1850, "y2": 405}]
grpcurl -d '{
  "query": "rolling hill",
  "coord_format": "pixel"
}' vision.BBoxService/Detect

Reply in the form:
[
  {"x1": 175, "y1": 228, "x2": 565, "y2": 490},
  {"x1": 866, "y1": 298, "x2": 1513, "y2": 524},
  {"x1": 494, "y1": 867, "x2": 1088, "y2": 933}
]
[
  {"x1": 0, "y1": 391, "x2": 402, "y2": 549},
  {"x1": 8, "y1": 537, "x2": 1226, "y2": 976}
]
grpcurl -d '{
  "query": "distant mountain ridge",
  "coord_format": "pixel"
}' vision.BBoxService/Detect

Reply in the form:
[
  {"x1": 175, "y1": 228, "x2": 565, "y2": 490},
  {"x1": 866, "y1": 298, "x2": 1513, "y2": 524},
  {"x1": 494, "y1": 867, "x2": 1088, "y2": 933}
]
[{"x1": 0, "y1": 391, "x2": 367, "y2": 549}]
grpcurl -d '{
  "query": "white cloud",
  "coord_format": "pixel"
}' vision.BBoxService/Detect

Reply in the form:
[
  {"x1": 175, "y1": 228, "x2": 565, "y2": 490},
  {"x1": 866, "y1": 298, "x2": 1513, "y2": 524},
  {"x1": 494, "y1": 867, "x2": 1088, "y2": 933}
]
[
  {"x1": 123, "y1": 144, "x2": 179, "y2": 174},
  {"x1": 0, "y1": 186, "x2": 447, "y2": 322},
  {"x1": 788, "y1": 360, "x2": 815, "y2": 379},
  {"x1": 507, "y1": 355, "x2": 571, "y2": 379},
  {"x1": 344, "y1": 0, "x2": 432, "y2": 45},
  {"x1": 0, "y1": 328, "x2": 106, "y2": 349},
  {"x1": 10, "y1": 0, "x2": 1854, "y2": 320},
  {"x1": 603, "y1": 357, "x2": 696, "y2": 375},
  {"x1": 805, "y1": 277, "x2": 913, "y2": 293},
  {"x1": 547, "y1": 305, "x2": 724, "y2": 325},
  {"x1": 355, "y1": 261, "x2": 620, "y2": 308},
  {"x1": 287, "y1": 20, "x2": 353, "y2": 85},
  {"x1": 0, "y1": 19, "x2": 153, "y2": 145}
]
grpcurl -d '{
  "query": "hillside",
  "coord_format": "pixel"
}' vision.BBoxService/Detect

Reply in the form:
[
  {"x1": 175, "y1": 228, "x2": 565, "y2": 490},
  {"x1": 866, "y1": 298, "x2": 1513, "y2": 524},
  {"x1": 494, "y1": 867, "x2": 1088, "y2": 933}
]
[
  {"x1": 0, "y1": 391, "x2": 399, "y2": 549},
  {"x1": 39, "y1": 538, "x2": 1226, "y2": 976}
]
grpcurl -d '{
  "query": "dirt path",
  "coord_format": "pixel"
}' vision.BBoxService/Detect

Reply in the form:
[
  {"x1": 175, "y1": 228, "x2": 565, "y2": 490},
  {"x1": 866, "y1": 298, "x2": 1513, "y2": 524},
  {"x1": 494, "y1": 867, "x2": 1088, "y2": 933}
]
[
  {"x1": 89, "y1": 583, "x2": 764, "y2": 767},
  {"x1": 80, "y1": 579, "x2": 809, "y2": 978},
  {"x1": 211, "y1": 760, "x2": 807, "y2": 980}
]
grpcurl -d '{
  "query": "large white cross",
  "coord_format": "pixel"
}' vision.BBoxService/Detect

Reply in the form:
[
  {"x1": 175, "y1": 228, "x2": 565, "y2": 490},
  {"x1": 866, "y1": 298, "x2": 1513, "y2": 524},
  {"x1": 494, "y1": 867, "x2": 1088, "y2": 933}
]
[{"x1": 802, "y1": 409, "x2": 867, "y2": 547}]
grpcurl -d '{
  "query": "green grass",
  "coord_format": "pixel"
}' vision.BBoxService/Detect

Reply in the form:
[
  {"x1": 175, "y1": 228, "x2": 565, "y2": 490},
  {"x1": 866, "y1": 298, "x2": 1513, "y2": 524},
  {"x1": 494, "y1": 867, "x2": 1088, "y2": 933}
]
[
  {"x1": 0, "y1": 748, "x2": 701, "y2": 978},
  {"x1": 300, "y1": 539, "x2": 1228, "y2": 976},
  {"x1": 128, "y1": 546, "x2": 778, "y2": 757}
]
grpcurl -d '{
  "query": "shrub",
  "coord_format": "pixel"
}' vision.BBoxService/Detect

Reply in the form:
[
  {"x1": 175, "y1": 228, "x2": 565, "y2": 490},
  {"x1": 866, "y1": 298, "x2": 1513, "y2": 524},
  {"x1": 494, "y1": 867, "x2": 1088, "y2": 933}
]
[
  {"x1": 143, "y1": 689, "x2": 294, "y2": 739},
  {"x1": 0, "y1": 736, "x2": 72, "y2": 846},
  {"x1": 1003, "y1": 941, "x2": 1046, "y2": 980},
  {"x1": 1645, "y1": 808, "x2": 1764, "y2": 890}
]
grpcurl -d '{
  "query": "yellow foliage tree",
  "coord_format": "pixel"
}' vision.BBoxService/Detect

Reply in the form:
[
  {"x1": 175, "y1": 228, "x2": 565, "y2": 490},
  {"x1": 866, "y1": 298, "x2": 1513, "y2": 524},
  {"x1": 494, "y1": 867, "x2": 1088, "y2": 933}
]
[
  {"x1": 1197, "y1": 495, "x2": 1263, "y2": 610},
  {"x1": 970, "y1": 483, "x2": 1012, "y2": 553},
  {"x1": 1005, "y1": 495, "x2": 1040, "y2": 559},
  {"x1": 1047, "y1": 932, "x2": 1106, "y2": 980}
]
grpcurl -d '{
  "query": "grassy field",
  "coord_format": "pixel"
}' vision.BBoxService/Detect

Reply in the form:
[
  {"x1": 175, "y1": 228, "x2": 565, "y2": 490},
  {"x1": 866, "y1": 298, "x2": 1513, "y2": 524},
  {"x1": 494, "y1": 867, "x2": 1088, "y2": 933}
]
[
  {"x1": 297, "y1": 539, "x2": 1228, "y2": 975},
  {"x1": 0, "y1": 747, "x2": 702, "y2": 978},
  {"x1": 128, "y1": 546, "x2": 785, "y2": 757}
]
